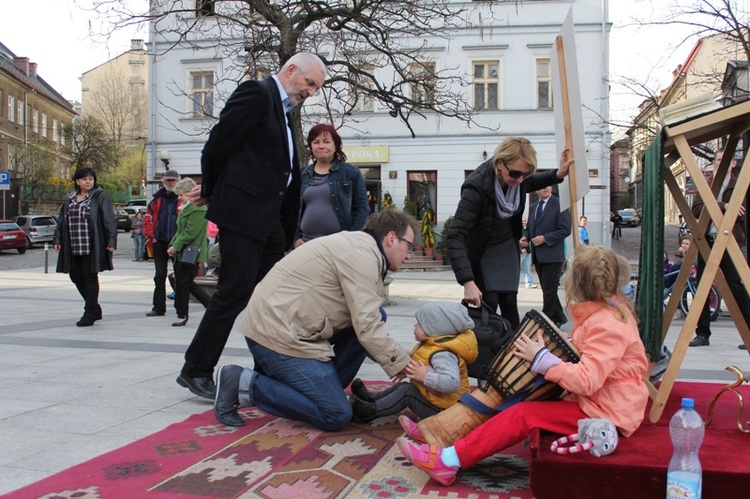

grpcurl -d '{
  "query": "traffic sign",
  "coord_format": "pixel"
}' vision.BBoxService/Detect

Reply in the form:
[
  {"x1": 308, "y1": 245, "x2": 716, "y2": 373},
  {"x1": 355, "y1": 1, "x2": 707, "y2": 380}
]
[{"x1": 0, "y1": 171, "x2": 10, "y2": 191}]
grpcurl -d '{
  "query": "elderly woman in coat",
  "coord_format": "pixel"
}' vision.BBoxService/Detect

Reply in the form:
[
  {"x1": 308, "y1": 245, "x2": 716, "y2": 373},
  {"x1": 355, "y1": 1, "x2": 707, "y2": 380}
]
[
  {"x1": 447, "y1": 137, "x2": 572, "y2": 329},
  {"x1": 53, "y1": 167, "x2": 117, "y2": 327},
  {"x1": 167, "y1": 178, "x2": 210, "y2": 327}
]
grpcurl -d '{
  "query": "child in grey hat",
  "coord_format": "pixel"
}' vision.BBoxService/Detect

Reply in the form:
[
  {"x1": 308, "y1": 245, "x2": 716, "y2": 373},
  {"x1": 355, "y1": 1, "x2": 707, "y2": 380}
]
[{"x1": 350, "y1": 301, "x2": 478, "y2": 423}]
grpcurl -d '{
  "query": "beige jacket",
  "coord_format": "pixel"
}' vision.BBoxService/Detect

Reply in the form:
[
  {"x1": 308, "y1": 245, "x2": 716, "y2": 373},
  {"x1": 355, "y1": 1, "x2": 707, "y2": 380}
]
[{"x1": 236, "y1": 231, "x2": 411, "y2": 377}]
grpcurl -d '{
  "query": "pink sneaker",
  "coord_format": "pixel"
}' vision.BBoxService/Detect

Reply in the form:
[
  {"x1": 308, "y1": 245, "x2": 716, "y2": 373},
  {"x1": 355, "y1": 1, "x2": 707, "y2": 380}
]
[
  {"x1": 396, "y1": 437, "x2": 458, "y2": 486},
  {"x1": 398, "y1": 415, "x2": 426, "y2": 443}
]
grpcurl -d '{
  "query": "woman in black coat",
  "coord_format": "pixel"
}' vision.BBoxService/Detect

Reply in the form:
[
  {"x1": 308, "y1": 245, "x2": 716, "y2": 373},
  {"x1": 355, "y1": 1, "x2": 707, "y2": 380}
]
[
  {"x1": 446, "y1": 137, "x2": 572, "y2": 328},
  {"x1": 53, "y1": 167, "x2": 117, "y2": 327}
]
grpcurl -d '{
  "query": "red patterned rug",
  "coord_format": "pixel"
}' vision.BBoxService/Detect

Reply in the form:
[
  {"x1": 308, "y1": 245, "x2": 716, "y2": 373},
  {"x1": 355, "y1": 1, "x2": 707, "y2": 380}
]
[{"x1": 5, "y1": 381, "x2": 534, "y2": 499}]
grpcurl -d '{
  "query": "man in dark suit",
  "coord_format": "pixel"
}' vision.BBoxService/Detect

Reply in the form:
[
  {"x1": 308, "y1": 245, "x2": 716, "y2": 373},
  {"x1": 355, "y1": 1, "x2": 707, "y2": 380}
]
[
  {"x1": 689, "y1": 149, "x2": 750, "y2": 348},
  {"x1": 177, "y1": 53, "x2": 327, "y2": 399},
  {"x1": 527, "y1": 186, "x2": 571, "y2": 327}
]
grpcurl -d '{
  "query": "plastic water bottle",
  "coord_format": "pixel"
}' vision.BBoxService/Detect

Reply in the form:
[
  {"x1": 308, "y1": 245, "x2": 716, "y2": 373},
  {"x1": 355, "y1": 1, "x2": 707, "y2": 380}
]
[{"x1": 666, "y1": 398, "x2": 704, "y2": 499}]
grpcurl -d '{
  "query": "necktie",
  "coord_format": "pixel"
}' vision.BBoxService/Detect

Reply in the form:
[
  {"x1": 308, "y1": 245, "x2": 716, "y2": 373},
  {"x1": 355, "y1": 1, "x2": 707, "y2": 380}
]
[{"x1": 535, "y1": 200, "x2": 545, "y2": 225}]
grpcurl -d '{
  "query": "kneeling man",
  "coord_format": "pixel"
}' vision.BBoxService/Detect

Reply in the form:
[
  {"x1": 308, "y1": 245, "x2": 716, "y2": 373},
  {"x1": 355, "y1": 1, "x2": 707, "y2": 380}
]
[{"x1": 214, "y1": 210, "x2": 417, "y2": 430}]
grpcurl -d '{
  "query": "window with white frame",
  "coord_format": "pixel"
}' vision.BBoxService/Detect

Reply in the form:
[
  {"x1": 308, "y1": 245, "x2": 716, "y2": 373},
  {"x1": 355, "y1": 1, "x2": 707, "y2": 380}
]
[
  {"x1": 41, "y1": 113, "x2": 47, "y2": 137},
  {"x1": 53, "y1": 119, "x2": 59, "y2": 142},
  {"x1": 17, "y1": 100, "x2": 23, "y2": 125},
  {"x1": 8, "y1": 96, "x2": 15, "y2": 123},
  {"x1": 409, "y1": 62, "x2": 436, "y2": 107},
  {"x1": 473, "y1": 61, "x2": 499, "y2": 111},
  {"x1": 61, "y1": 123, "x2": 66, "y2": 145},
  {"x1": 351, "y1": 65, "x2": 375, "y2": 113},
  {"x1": 190, "y1": 71, "x2": 214, "y2": 118},
  {"x1": 33, "y1": 110, "x2": 39, "y2": 133},
  {"x1": 0, "y1": 90, "x2": 3, "y2": 118},
  {"x1": 536, "y1": 58, "x2": 552, "y2": 109}
]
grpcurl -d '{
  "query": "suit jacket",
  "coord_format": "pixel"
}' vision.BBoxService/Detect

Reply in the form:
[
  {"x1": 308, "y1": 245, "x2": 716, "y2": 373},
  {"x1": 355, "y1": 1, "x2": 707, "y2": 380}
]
[
  {"x1": 527, "y1": 194, "x2": 571, "y2": 264},
  {"x1": 201, "y1": 77, "x2": 301, "y2": 248}
]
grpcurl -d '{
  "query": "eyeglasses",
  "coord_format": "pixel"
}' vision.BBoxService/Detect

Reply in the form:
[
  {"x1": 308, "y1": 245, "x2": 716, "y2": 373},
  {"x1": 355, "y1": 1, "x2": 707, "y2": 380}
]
[
  {"x1": 397, "y1": 236, "x2": 414, "y2": 253},
  {"x1": 501, "y1": 162, "x2": 533, "y2": 179}
]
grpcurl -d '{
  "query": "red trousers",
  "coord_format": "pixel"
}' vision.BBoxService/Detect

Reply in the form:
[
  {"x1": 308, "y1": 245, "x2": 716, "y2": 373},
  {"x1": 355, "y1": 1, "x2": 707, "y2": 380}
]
[{"x1": 454, "y1": 401, "x2": 586, "y2": 468}]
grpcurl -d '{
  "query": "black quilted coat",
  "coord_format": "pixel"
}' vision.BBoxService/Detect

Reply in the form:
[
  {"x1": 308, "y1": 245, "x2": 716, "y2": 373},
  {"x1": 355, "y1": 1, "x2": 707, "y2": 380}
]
[{"x1": 446, "y1": 160, "x2": 562, "y2": 289}]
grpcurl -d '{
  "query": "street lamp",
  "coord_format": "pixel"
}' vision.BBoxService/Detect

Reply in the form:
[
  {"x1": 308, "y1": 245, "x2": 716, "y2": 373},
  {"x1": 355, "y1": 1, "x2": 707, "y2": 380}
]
[{"x1": 159, "y1": 150, "x2": 171, "y2": 170}]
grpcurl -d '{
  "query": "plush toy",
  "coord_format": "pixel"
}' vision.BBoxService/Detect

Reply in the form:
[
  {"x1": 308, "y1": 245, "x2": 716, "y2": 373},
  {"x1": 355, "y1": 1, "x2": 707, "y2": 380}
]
[{"x1": 550, "y1": 418, "x2": 618, "y2": 457}]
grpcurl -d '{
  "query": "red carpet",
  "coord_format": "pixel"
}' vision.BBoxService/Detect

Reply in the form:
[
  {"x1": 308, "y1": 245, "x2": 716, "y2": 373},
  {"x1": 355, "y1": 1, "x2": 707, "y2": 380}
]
[
  {"x1": 4, "y1": 381, "x2": 534, "y2": 498},
  {"x1": 530, "y1": 381, "x2": 750, "y2": 498}
]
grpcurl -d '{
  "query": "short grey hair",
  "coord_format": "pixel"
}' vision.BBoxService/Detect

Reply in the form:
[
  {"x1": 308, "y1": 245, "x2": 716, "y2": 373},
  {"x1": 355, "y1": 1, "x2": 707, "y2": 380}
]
[
  {"x1": 280, "y1": 52, "x2": 326, "y2": 75},
  {"x1": 174, "y1": 178, "x2": 197, "y2": 196}
]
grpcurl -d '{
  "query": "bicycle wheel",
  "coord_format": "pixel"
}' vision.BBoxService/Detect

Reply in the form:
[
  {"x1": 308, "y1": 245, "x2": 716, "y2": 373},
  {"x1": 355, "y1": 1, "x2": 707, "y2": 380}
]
[{"x1": 680, "y1": 283, "x2": 721, "y2": 321}]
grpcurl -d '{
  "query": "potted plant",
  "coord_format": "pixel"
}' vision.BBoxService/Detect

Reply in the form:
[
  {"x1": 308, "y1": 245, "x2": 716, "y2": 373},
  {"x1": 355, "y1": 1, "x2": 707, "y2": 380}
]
[
  {"x1": 421, "y1": 210, "x2": 435, "y2": 257},
  {"x1": 381, "y1": 192, "x2": 394, "y2": 210},
  {"x1": 436, "y1": 215, "x2": 453, "y2": 264}
]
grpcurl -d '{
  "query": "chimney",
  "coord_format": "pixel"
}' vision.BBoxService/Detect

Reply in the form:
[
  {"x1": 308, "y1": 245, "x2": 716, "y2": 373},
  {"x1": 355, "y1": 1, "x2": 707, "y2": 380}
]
[
  {"x1": 29, "y1": 62, "x2": 37, "y2": 78},
  {"x1": 131, "y1": 39, "x2": 144, "y2": 51},
  {"x1": 13, "y1": 56, "x2": 30, "y2": 76}
]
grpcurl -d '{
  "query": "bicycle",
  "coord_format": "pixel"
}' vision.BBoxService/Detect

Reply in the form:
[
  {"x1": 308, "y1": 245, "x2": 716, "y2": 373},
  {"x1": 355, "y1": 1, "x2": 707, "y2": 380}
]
[{"x1": 664, "y1": 266, "x2": 722, "y2": 321}]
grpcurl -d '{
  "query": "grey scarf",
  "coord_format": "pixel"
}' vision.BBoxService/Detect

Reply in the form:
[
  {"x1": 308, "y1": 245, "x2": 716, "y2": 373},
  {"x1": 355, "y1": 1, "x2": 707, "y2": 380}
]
[{"x1": 494, "y1": 177, "x2": 520, "y2": 219}]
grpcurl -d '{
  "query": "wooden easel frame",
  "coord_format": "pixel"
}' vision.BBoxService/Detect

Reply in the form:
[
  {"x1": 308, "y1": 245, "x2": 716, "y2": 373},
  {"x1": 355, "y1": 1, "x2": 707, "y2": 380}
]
[{"x1": 649, "y1": 101, "x2": 750, "y2": 422}]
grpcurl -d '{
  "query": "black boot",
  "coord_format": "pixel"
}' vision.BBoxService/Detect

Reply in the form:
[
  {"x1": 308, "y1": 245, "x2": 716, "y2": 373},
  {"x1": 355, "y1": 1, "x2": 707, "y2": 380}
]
[
  {"x1": 350, "y1": 393, "x2": 377, "y2": 423},
  {"x1": 76, "y1": 314, "x2": 96, "y2": 327},
  {"x1": 351, "y1": 378, "x2": 375, "y2": 402}
]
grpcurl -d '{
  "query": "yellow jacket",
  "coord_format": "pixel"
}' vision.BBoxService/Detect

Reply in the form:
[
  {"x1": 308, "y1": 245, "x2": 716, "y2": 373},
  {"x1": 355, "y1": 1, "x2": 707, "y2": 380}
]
[{"x1": 410, "y1": 330, "x2": 478, "y2": 409}]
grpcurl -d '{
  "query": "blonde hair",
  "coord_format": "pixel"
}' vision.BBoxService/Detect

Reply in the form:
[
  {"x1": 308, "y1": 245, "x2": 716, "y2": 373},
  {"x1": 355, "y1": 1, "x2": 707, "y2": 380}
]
[
  {"x1": 174, "y1": 178, "x2": 197, "y2": 196},
  {"x1": 563, "y1": 245, "x2": 634, "y2": 321},
  {"x1": 492, "y1": 137, "x2": 538, "y2": 173}
]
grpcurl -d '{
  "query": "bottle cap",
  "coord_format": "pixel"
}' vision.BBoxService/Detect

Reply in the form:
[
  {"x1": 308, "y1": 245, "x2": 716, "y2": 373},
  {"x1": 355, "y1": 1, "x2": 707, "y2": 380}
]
[{"x1": 681, "y1": 397, "x2": 695, "y2": 409}]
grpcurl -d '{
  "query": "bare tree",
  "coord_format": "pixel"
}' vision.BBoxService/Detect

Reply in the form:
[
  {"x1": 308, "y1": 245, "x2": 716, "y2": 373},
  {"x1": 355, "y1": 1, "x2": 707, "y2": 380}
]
[
  {"x1": 84, "y1": 66, "x2": 148, "y2": 175},
  {"x1": 86, "y1": 0, "x2": 503, "y2": 156},
  {"x1": 66, "y1": 115, "x2": 116, "y2": 175},
  {"x1": 9, "y1": 144, "x2": 57, "y2": 211}
]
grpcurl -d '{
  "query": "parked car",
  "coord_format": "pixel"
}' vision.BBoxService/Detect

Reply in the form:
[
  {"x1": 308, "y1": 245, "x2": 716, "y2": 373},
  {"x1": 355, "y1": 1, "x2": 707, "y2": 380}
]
[
  {"x1": 618, "y1": 208, "x2": 641, "y2": 227},
  {"x1": 0, "y1": 220, "x2": 27, "y2": 254},
  {"x1": 121, "y1": 206, "x2": 146, "y2": 218},
  {"x1": 114, "y1": 209, "x2": 133, "y2": 232},
  {"x1": 11, "y1": 215, "x2": 57, "y2": 248},
  {"x1": 126, "y1": 199, "x2": 147, "y2": 208}
]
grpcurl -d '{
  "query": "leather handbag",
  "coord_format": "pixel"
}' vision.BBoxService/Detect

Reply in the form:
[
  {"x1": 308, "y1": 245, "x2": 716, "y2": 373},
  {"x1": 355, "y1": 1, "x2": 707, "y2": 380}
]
[
  {"x1": 180, "y1": 244, "x2": 200, "y2": 265},
  {"x1": 462, "y1": 300, "x2": 514, "y2": 379}
]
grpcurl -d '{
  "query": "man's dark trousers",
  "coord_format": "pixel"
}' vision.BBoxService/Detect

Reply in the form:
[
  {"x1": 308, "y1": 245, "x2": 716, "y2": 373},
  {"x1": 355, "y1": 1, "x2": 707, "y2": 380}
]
[
  {"x1": 181, "y1": 223, "x2": 286, "y2": 379},
  {"x1": 695, "y1": 243, "x2": 750, "y2": 339},
  {"x1": 535, "y1": 261, "x2": 565, "y2": 325},
  {"x1": 152, "y1": 240, "x2": 171, "y2": 314}
]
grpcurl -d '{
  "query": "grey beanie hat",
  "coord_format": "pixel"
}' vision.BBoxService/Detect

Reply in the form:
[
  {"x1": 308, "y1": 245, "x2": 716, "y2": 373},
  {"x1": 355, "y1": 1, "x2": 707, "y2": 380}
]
[{"x1": 416, "y1": 301, "x2": 474, "y2": 337}]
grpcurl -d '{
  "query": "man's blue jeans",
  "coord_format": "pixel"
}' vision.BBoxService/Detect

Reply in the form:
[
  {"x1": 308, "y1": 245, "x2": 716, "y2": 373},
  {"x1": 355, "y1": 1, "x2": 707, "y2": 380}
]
[
  {"x1": 244, "y1": 323, "x2": 371, "y2": 431},
  {"x1": 521, "y1": 252, "x2": 533, "y2": 285}
]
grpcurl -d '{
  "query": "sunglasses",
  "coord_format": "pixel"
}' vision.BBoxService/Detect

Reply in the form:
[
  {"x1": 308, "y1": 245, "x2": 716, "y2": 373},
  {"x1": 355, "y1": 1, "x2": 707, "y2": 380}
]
[{"x1": 500, "y1": 162, "x2": 533, "y2": 179}]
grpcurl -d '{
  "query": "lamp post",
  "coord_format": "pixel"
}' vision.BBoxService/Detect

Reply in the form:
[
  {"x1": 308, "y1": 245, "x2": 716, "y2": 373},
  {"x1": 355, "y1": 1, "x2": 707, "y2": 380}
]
[{"x1": 159, "y1": 150, "x2": 171, "y2": 171}]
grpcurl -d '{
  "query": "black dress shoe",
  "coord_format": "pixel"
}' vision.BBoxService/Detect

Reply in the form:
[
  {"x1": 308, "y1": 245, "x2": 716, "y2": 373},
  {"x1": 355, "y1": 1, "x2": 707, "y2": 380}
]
[
  {"x1": 146, "y1": 310, "x2": 165, "y2": 317},
  {"x1": 351, "y1": 378, "x2": 375, "y2": 402},
  {"x1": 214, "y1": 365, "x2": 246, "y2": 426},
  {"x1": 76, "y1": 314, "x2": 96, "y2": 327},
  {"x1": 176, "y1": 374, "x2": 216, "y2": 400},
  {"x1": 739, "y1": 343, "x2": 747, "y2": 350},
  {"x1": 172, "y1": 316, "x2": 188, "y2": 327},
  {"x1": 689, "y1": 336, "x2": 710, "y2": 347}
]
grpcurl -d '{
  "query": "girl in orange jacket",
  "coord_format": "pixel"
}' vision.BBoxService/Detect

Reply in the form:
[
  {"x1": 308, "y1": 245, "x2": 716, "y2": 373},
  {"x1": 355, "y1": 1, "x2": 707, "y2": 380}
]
[{"x1": 397, "y1": 245, "x2": 649, "y2": 486}]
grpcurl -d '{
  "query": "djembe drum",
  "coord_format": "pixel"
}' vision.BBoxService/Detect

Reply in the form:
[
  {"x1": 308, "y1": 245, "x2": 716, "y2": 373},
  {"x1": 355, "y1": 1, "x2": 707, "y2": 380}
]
[{"x1": 417, "y1": 309, "x2": 581, "y2": 447}]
